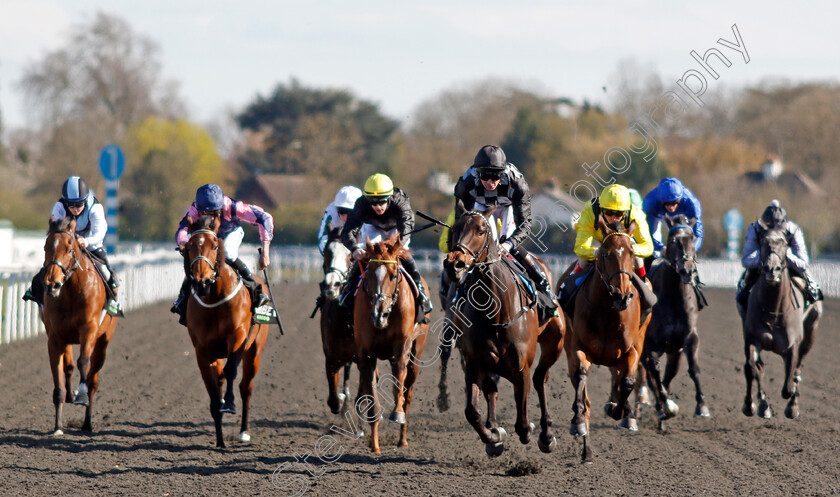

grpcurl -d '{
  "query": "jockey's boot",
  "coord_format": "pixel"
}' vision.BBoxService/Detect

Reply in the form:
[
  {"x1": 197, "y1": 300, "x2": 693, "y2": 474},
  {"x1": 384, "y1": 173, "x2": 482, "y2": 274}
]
[
  {"x1": 106, "y1": 265, "x2": 120, "y2": 289},
  {"x1": 22, "y1": 269, "x2": 45, "y2": 305},
  {"x1": 519, "y1": 252, "x2": 560, "y2": 325},
  {"x1": 736, "y1": 269, "x2": 758, "y2": 309},
  {"x1": 340, "y1": 261, "x2": 362, "y2": 308},
  {"x1": 802, "y1": 270, "x2": 824, "y2": 304},
  {"x1": 171, "y1": 278, "x2": 189, "y2": 326},
  {"x1": 401, "y1": 255, "x2": 432, "y2": 324},
  {"x1": 230, "y1": 258, "x2": 270, "y2": 308}
]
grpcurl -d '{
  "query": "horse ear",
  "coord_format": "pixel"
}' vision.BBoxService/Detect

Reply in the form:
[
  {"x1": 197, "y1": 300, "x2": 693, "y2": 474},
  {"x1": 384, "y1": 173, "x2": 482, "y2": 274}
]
[
  {"x1": 455, "y1": 199, "x2": 466, "y2": 218},
  {"x1": 598, "y1": 217, "x2": 614, "y2": 235},
  {"x1": 626, "y1": 220, "x2": 638, "y2": 236},
  {"x1": 688, "y1": 217, "x2": 696, "y2": 227},
  {"x1": 756, "y1": 217, "x2": 768, "y2": 231},
  {"x1": 48, "y1": 216, "x2": 57, "y2": 231},
  {"x1": 481, "y1": 205, "x2": 497, "y2": 220},
  {"x1": 664, "y1": 216, "x2": 674, "y2": 229},
  {"x1": 67, "y1": 218, "x2": 77, "y2": 233},
  {"x1": 365, "y1": 237, "x2": 374, "y2": 253}
]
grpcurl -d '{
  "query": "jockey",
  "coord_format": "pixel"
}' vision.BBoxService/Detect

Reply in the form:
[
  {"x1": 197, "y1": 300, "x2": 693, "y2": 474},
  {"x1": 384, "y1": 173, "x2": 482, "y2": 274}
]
[
  {"x1": 23, "y1": 176, "x2": 121, "y2": 314},
  {"x1": 318, "y1": 186, "x2": 363, "y2": 254},
  {"x1": 453, "y1": 144, "x2": 559, "y2": 322},
  {"x1": 557, "y1": 184, "x2": 657, "y2": 319},
  {"x1": 171, "y1": 184, "x2": 274, "y2": 325},
  {"x1": 642, "y1": 178, "x2": 703, "y2": 256},
  {"x1": 736, "y1": 200, "x2": 822, "y2": 308},
  {"x1": 339, "y1": 173, "x2": 433, "y2": 324}
]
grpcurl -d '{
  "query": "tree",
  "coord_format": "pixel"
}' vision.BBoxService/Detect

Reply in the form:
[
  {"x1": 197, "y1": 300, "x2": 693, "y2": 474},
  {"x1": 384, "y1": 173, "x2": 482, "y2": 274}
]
[
  {"x1": 236, "y1": 79, "x2": 400, "y2": 186},
  {"x1": 120, "y1": 117, "x2": 226, "y2": 241}
]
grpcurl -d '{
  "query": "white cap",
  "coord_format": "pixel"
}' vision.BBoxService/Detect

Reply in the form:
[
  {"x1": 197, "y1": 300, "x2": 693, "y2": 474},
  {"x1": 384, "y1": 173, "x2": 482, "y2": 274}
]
[
  {"x1": 770, "y1": 199, "x2": 781, "y2": 208},
  {"x1": 334, "y1": 186, "x2": 363, "y2": 210}
]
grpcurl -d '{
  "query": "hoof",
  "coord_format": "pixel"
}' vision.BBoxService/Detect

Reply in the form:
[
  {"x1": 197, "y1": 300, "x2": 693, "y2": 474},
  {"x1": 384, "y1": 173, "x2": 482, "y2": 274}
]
[
  {"x1": 604, "y1": 401, "x2": 618, "y2": 419},
  {"x1": 73, "y1": 393, "x2": 89, "y2": 406},
  {"x1": 436, "y1": 392, "x2": 451, "y2": 412},
  {"x1": 337, "y1": 392, "x2": 346, "y2": 404},
  {"x1": 569, "y1": 422, "x2": 588, "y2": 437},
  {"x1": 485, "y1": 426, "x2": 507, "y2": 457},
  {"x1": 785, "y1": 404, "x2": 800, "y2": 420},
  {"x1": 695, "y1": 405, "x2": 711, "y2": 418},
  {"x1": 742, "y1": 401, "x2": 756, "y2": 417},
  {"x1": 53, "y1": 429, "x2": 64, "y2": 437},
  {"x1": 239, "y1": 431, "x2": 251, "y2": 443},
  {"x1": 538, "y1": 435, "x2": 557, "y2": 453},
  {"x1": 619, "y1": 418, "x2": 638, "y2": 431},
  {"x1": 389, "y1": 411, "x2": 406, "y2": 425},
  {"x1": 637, "y1": 385, "x2": 652, "y2": 406},
  {"x1": 758, "y1": 400, "x2": 773, "y2": 419},
  {"x1": 220, "y1": 403, "x2": 236, "y2": 414},
  {"x1": 663, "y1": 399, "x2": 680, "y2": 418}
]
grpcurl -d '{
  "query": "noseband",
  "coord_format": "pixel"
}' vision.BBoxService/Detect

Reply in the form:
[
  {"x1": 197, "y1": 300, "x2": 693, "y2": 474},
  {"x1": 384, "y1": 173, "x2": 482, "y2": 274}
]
[
  {"x1": 188, "y1": 229, "x2": 219, "y2": 283},
  {"x1": 596, "y1": 232, "x2": 635, "y2": 296},
  {"x1": 45, "y1": 230, "x2": 81, "y2": 281},
  {"x1": 453, "y1": 211, "x2": 496, "y2": 270}
]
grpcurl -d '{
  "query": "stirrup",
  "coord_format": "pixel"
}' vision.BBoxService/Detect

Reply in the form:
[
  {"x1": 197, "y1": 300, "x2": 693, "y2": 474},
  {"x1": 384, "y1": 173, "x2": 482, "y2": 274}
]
[{"x1": 105, "y1": 298, "x2": 124, "y2": 317}]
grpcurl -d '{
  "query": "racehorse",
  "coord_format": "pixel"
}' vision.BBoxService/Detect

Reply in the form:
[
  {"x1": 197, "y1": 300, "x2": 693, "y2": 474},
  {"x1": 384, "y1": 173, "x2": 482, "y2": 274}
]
[
  {"x1": 434, "y1": 267, "x2": 462, "y2": 413},
  {"x1": 354, "y1": 234, "x2": 429, "y2": 453},
  {"x1": 183, "y1": 214, "x2": 269, "y2": 448},
  {"x1": 42, "y1": 217, "x2": 119, "y2": 435},
  {"x1": 319, "y1": 229, "x2": 356, "y2": 414},
  {"x1": 563, "y1": 218, "x2": 650, "y2": 463},
  {"x1": 739, "y1": 223, "x2": 822, "y2": 419},
  {"x1": 444, "y1": 206, "x2": 565, "y2": 457},
  {"x1": 641, "y1": 214, "x2": 710, "y2": 431}
]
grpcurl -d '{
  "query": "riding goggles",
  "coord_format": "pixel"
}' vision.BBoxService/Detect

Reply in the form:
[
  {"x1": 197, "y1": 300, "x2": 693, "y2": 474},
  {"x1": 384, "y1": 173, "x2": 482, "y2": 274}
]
[
  {"x1": 662, "y1": 201, "x2": 680, "y2": 208},
  {"x1": 66, "y1": 201, "x2": 85, "y2": 209},
  {"x1": 337, "y1": 207, "x2": 352, "y2": 216},
  {"x1": 602, "y1": 208, "x2": 626, "y2": 218},
  {"x1": 479, "y1": 172, "x2": 502, "y2": 181},
  {"x1": 368, "y1": 198, "x2": 389, "y2": 207}
]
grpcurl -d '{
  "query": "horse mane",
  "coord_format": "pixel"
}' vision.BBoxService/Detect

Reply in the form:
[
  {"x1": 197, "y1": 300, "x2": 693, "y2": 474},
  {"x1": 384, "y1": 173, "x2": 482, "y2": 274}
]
[
  {"x1": 48, "y1": 216, "x2": 75, "y2": 234},
  {"x1": 366, "y1": 234, "x2": 411, "y2": 261}
]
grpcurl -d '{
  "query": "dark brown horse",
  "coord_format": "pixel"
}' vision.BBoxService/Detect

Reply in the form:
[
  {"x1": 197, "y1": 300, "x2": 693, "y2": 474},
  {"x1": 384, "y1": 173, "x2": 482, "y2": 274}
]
[
  {"x1": 563, "y1": 219, "x2": 650, "y2": 463},
  {"x1": 354, "y1": 234, "x2": 428, "y2": 453},
  {"x1": 319, "y1": 229, "x2": 355, "y2": 414},
  {"x1": 444, "y1": 208, "x2": 565, "y2": 457},
  {"x1": 641, "y1": 214, "x2": 710, "y2": 431},
  {"x1": 183, "y1": 215, "x2": 269, "y2": 448},
  {"x1": 739, "y1": 225, "x2": 822, "y2": 419},
  {"x1": 42, "y1": 217, "x2": 119, "y2": 435}
]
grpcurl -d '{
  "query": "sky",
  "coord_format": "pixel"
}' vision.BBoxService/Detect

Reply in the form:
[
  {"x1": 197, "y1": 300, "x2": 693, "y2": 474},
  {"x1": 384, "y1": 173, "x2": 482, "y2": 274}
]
[{"x1": 0, "y1": 0, "x2": 838, "y2": 131}]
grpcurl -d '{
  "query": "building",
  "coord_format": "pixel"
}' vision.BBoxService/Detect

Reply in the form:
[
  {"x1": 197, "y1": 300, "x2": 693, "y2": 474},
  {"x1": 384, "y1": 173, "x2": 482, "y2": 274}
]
[
  {"x1": 235, "y1": 174, "x2": 331, "y2": 209},
  {"x1": 530, "y1": 179, "x2": 586, "y2": 232},
  {"x1": 741, "y1": 155, "x2": 825, "y2": 197}
]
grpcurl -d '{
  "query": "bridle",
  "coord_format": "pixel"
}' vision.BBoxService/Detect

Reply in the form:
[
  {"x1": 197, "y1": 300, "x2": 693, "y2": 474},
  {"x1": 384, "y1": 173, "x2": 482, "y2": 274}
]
[
  {"x1": 364, "y1": 258, "x2": 402, "y2": 318},
  {"x1": 595, "y1": 231, "x2": 635, "y2": 297},
  {"x1": 452, "y1": 211, "x2": 497, "y2": 270},
  {"x1": 45, "y1": 230, "x2": 82, "y2": 282},
  {"x1": 188, "y1": 229, "x2": 219, "y2": 284},
  {"x1": 665, "y1": 225, "x2": 698, "y2": 281}
]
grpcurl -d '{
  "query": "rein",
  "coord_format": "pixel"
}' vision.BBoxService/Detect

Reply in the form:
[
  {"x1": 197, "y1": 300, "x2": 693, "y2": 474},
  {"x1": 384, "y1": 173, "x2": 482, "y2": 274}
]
[
  {"x1": 364, "y1": 258, "x2": 402, "y2": 317},
  {"x1": 188, "y1": 229, "x2": 219, "y2": 283},
  {"x1": 596, "y1": 232, "x2": 635, "y2": 295}
]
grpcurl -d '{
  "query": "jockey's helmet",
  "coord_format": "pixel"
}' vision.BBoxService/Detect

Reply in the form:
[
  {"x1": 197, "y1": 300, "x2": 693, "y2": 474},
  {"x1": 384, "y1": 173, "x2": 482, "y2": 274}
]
[
  {"x1": 760, "y1": 199, "x2": 787, "y2": 229},
  {"x1": 658, "y1": 177, "x2": 685, "y2": 203},
  {"x1": 334, "y1": 186, "x2": 363, "y2": 210},
  {"x1": 61, "y1": 176, "x2": 91, "y2": 206},
  {"x1": 363, "y1": 174, "x2": 394, "y2": 199},
  {"x1": 473, "y1": 145, "x2": 507, "y2": 172},
  {"x1": 195, "y1": 184, "x2": 224, "y2": 212},
  {"x1": 599, "y1": 184, "x2": 632, "y2": 212}
]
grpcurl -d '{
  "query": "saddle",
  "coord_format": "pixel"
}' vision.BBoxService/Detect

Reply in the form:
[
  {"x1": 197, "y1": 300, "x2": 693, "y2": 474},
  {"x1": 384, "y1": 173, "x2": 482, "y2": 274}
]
[{"x1": 83, "y1": 250, "x2": 124, "y2": 317}]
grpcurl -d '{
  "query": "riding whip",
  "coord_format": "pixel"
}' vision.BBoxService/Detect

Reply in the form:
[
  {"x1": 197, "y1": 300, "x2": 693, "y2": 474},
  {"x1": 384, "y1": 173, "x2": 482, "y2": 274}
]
[{"x1": 258, "y1": 248, "x2": 285, "y2": 335}]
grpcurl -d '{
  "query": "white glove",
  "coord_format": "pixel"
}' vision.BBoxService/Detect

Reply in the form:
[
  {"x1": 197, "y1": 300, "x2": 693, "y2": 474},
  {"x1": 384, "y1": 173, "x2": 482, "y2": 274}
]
[{"x1": 352, "y1": 249, "x2": 366, "y2": 261}]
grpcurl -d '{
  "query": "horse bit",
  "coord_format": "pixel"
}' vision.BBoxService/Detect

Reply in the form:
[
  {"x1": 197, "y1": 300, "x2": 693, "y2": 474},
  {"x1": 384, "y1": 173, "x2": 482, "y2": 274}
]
[
  {"x1": 596, "y1": 232, "x2": 636, "y2": 296},
  {"x1": 366, "y1": 258, "x2": 401, "y2": 315}
]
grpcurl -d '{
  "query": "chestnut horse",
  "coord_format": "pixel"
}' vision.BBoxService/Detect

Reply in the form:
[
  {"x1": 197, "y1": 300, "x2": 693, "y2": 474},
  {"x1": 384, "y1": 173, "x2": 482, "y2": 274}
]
[
  {"x1": 563, "y1": 219, "x2": 650, "y2": 463},
  {"x1": 444, "y1": 208, "x2": 565, "y2": 457},
  {"x1": 41, "y1": 217, "x2": 119, "y2": 435},
  {"x1": 739, "y1": 225, "x2": 822, "y2": 420},
  {"x1": 183, "y1": 215, "x2": 269, "y2": 448},
  {"x1": 354, "y1": 234, "x2": 429, "y2": 453},
  {"x1": 319, "y1": 229, "x2": 356, "y2": 414}
]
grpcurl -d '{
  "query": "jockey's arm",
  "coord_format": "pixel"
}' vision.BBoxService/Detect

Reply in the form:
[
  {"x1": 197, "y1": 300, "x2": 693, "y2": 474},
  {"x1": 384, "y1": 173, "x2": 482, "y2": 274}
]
[
  {"x1": 340, "y1": 204, "x2": 364, "y2": 252},
  {"x1": 629, "y1": 207, "x2": 654, "y2": 258},
  {"x1": 232, "y1": 199, "x2": 274, "y2": 248},
  {"x1": 573, "y1": 207, "x2": 599, "y2": 261},
  {"x1": 84, "y1": 203, "x2": 108, "y2": 249},
  {"x1": 741, "y1": 224, "x2": 761, "y2": 269},
  {"x1": 174, "y1": 206, "x2": 197, "y2": 248},
  {"x1": 506, "y1": 181, "x2": 532, "y2": 251},
  {"x1": 317, "y1": 210, "x2": 332, "y2": 255},
  {"x1": 786, "y1": 222, "x2": 809, "y2": 272}
]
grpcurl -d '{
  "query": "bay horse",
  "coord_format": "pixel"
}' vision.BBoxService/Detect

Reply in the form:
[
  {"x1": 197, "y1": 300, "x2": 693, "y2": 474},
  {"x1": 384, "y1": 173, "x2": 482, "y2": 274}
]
[
  {"x1": 563, "y1": 218, "x2": 650, "y2": 463},
  {"x1": 740, "y1": 224, "x2": 822, "y2": 419},
  {"x1": 354, "y1": 233, "x2": 429, "y2": 453},
  {"x1": 319, "y1": 229, "x2": 355, "y2": 414},
  {"x1": 641, "y1": 214, "x2": 710, "y2": 431},
  {"x1": 42, "y1": 217, "x2": 119, "y2": 435},
  {"x1": 444, "y1": 207, "x2": 565, "y2": 457},
  {"x1": 183, "y1": 215, "x2": 269, "y2": 448}
]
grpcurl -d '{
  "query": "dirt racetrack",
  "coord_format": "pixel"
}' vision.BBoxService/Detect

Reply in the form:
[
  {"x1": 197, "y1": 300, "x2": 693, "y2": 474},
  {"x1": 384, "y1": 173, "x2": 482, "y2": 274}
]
[{"x1": 1, "y1": 279, "x2": 839, "y2": 497}]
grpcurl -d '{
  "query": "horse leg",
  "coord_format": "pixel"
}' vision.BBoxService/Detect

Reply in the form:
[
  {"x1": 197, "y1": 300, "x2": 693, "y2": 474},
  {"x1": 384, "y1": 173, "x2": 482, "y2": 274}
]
[
  {"x1": 635, "y1": 366, "x2": 651, "y2": 408},
  {"x1": 512, "y1": 364, "x2": 534, "y2": 445},
  {"x1": 568, "y1": 349, "x2": 593, "y2": 463},
  {"x1": 220, "y1": 349, "x2": 241, "y2": 414},
  {"x1": 356, "y1": 354, "x2": 381, "y2": 453},
  {"x1": 533, "y1": 342, "x2": 560, "y2": 453},
  {"x1": 81, "y1": 332, "x2": 111, "y2": 432},
  {"x1": 609, "y1": 349, "x2": 639, "y2": 430},
  {"x1": 326, "y1": 358, "x2": 343, "y2": 415},
  {"x1": 397, "y1": 342, "x2": 422, "y2": 448},
  {"x1": 483, "y1": 375, "x2": 499, "y2": 430},
  {"x1": 684, "y1": 331, "x2": 709, "y2": 418},
  {"x1": 660, "y1": 352, "x2": 682, "y2": 419},
  {"x1": 642, "y1": 349, "x2": 670, "y2": 430},
  {"x1": 783, "y1": 343, "x2": 800, "y2": 419},
  {"x1": 464, "y1": 363, "x2": 504, "y2": 456},
  {"x1": 239, "y1": 333, "x2": 265, "y2": 443},
  {"x1": 48, "y1": 340, "x2": 67, "y2": 435},
  {"x1": 73, "y1": 325, "x2": 98, "y2": 406},
  {"x1": 742, "y1": 342, "x2": 758, "y2": 416},
  {"x1": 436, "y1": 340, "x2": 452, "y2": 413},
  {"x1": 63, "y1": 346, "x2": 75, "y2": 403},
  {"x1": 796, "y1": 302, "x2": 822, "y2": 383},
  {"x1": 196, "y1": 352, "x2": 226, "y2": 448},
  {"x1": 341, "y1": 363, "x2": 352, "y2": 408}
]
